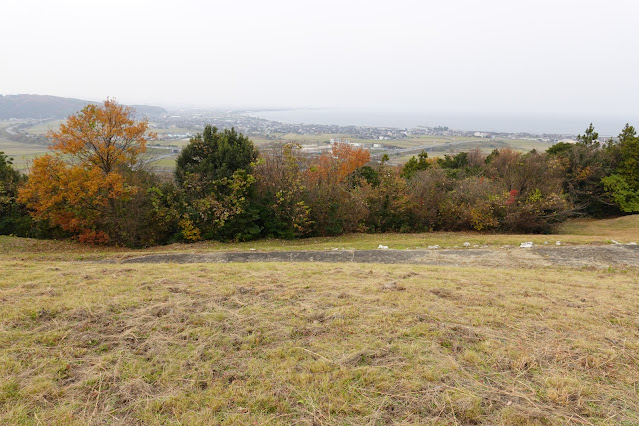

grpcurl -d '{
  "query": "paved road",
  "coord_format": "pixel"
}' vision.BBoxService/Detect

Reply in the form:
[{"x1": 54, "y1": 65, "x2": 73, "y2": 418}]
[
  {"x1": 119, "y1": 245, "x2": 639, "y2": 269},
  {"x1": 371, "y1": 141, "x2": 473, "y2": 160}
]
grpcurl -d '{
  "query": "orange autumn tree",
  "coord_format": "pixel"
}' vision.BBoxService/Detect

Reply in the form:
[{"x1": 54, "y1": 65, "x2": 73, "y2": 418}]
[
  {"x1": 18, "y1": 99, "x2": 155, "y2": 243},
  {"x1": 302, "y1": 142, "x2": 371, "y2": 235},
  {"x1": 307, "y1": 142, "x2": 370, "y2": 184}
]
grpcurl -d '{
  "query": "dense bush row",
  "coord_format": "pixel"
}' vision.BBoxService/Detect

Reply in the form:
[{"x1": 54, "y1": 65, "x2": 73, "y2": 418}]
[{"x1": 1, "y1": 101, "x2": 637, "y2": 246}]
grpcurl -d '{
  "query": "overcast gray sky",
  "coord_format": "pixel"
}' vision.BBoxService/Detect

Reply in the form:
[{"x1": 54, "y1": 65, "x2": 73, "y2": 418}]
[{"x1": 2, "y1": 0, "x2": 638, "y2": 118}]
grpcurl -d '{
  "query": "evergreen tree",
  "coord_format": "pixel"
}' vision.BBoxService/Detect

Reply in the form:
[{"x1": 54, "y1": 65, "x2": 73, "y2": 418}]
[
  {"x1": 576, "y1": 123, "x2": 599, "y2": 147},
  {"x1": 437, "y1": 152, "x2": 469, "y2": 169},
  {"x1": 175, "y1": 126, "x2": 258, "y2": 188},
  {"x1": 401, "y1": 150, "x2": 430, "y2": 179},
  {"x1": 602, "y1": 124, "x2": 639, "y2": 212},
  {"x1": 174, "y1": 126, "x2": 260, "y2": 241},
  {"x1": 0, "y1": 152, "x2": 31, "y2": 235},
  {"x1": 548, "y1": 124, "x2": 617, "y2": 216}
]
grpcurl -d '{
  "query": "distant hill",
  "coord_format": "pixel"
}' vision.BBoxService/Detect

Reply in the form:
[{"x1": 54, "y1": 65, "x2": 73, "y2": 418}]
[{"x1": 0, "y1": 94, "x2": 167, "y2": 120}]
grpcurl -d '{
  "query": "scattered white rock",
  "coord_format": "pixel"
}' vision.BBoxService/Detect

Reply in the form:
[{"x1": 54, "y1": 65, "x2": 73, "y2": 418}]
[
  {"x1": 331, "y1": 247, "x2": 339, "y2": 251},
  {"x1": 555, "y1": 241, "x2": 561, "y2": 246},
  {"x1": 378, "y1": 244, "x2": 389, "y2": 250},
  {"x1": 473, "y1": 244, "x2": 478, "y2": 247},
  {"x1": 628, "y1": 242, "x2": 637, "y2": 245},
  {"x1": 249, "y1": 248, "x2": 256, "y2": 251},
  {"x1": 611, "y1": 240, "x2": 621, "y2": 245},
  {"x1": 544, "y1": 241, "x2": 549, "y2": 245},
  {"x1": 520, "y1": 242, "x2": 534, "y2": 248},
  {"x1": 463, "y1": 242, "x2": 471, "y2": 247},
  {"x1": 428, "y1": 245, "x2": 440, "y2": 249}
]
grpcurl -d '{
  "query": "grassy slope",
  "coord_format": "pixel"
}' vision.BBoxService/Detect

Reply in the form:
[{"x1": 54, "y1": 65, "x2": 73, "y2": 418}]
[
  {"x1": 559, "y1": 215, "x2": 639, "y2": 241},
  {"x1": 2, "y1": 260, "x2": 639, "y2": 424}
]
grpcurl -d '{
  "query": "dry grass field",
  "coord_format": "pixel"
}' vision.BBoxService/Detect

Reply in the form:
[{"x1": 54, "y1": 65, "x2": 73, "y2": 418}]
[
  {"x1": 1, "y1": 217, "x2": 639, "y2": 424},
  {"x1": 1, "y1": 260, "x2": 638, "y2": 424}
]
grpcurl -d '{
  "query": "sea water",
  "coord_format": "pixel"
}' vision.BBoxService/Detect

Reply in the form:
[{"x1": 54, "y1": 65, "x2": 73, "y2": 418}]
[{"x1": 244, "y1": 108, "x2": 636, "y2": 136}]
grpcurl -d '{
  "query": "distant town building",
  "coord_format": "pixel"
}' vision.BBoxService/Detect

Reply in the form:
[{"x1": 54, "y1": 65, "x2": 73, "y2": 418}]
[{"x1": 329, "y1": 138, "x2": 351, "y2": 144}]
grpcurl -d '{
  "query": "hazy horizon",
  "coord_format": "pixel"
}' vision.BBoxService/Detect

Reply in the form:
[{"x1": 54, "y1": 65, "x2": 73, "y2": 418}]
[
  {"x1": 1, "y1": 93, "x2": 634, "y2": 135},
  {"x1": 2, "y1": 0, "x2": 639, "y2": 128},
  {"x1": 242, "y1": 107, "x2": 634, "y2": 136}
]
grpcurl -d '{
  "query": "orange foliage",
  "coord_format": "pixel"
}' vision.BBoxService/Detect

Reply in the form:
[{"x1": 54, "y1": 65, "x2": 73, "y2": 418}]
[
  {"x1": 48, "y1": 98, "x2": 154, "y2": 173},
  {"x1": 18, "y1": 99, "x2": 152, "y2": 243},
  {"x1": 308, "y1": 143, "x2": 370, "y2": 184}
]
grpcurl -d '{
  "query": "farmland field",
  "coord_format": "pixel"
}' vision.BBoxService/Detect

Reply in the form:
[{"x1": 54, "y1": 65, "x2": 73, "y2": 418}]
[
  {"x1": 19, "y1": 119, "x2": 65, "y2": 136},
  {"x1": 0, "y1": 142, "x2": 49, "y2": 171},
  {"x1": 1, "y1": 118, "x2": 556, "y2": 173}
]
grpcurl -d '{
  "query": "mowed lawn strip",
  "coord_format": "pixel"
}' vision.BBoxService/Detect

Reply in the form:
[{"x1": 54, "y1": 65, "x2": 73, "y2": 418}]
[{"x1": 1, "y1": 261, "x2": 638, "y2": 424}]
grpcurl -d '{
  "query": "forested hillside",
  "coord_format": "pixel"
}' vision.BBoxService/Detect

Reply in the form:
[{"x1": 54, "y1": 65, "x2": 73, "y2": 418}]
[{"x1": 0, "y1": 94, "x2": 166, "y2": 119}]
